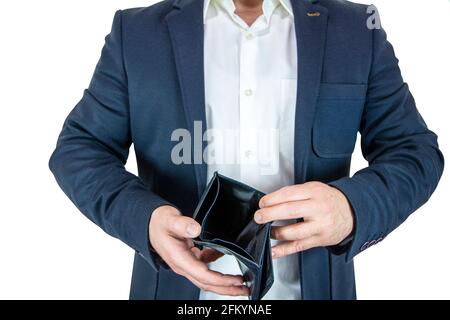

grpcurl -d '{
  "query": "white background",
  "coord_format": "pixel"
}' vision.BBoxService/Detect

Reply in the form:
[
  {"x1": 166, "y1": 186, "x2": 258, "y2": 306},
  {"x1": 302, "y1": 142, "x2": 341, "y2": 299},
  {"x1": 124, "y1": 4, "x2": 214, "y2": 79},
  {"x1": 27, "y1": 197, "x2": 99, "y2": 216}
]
[{"x1": 0, "y1": 0, "x2": 449, "y2": 300}]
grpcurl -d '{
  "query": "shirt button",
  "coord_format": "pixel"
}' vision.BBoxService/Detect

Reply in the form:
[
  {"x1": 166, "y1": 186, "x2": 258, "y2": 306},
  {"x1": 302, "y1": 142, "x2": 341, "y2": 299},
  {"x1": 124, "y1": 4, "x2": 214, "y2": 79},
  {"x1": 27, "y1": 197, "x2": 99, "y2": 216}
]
[
  {"x1": 245, "y1": 33, "x2": 254, "y2": 40},
  {"x1": 244, "y1": 89, "x2": 253, "y2": 96}
]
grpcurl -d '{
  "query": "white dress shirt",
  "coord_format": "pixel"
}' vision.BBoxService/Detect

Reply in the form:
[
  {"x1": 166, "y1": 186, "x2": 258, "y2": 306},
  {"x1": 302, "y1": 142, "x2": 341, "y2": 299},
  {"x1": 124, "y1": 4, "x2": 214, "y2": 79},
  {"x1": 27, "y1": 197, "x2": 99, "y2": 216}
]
[{"x1": 201, "y1": 0, "x2": 301, "y2": 300}]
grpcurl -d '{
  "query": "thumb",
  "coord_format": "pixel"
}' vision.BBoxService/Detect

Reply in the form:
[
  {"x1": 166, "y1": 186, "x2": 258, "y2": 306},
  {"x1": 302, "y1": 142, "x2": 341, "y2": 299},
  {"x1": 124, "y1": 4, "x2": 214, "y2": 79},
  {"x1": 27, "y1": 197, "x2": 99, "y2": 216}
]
[{"x1": 170, "y1": 215, "x2": 201, "y2": 239}]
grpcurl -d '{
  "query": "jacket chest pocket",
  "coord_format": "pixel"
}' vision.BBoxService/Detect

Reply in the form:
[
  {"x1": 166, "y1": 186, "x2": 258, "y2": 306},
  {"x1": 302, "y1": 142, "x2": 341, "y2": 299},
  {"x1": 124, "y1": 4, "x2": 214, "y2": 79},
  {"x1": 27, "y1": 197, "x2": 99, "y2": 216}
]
[{"x1": 312, "y1": 83, "x2": 368, "y2": 158}]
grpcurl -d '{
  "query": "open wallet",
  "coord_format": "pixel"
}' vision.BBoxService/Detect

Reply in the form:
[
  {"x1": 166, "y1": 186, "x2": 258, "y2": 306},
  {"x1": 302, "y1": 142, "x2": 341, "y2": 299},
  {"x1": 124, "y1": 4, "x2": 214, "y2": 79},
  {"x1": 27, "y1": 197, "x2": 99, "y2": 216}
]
[{"x1": 193, "y1": 172, "x2": 274, "y2": 300}]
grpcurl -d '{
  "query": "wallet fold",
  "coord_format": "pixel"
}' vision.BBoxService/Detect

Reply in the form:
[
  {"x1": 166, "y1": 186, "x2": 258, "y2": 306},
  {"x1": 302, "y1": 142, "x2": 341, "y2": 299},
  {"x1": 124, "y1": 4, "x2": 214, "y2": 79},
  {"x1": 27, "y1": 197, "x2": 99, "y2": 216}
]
[{"x1": 193, "y1": 172, "x2": 274, "y2": 300}]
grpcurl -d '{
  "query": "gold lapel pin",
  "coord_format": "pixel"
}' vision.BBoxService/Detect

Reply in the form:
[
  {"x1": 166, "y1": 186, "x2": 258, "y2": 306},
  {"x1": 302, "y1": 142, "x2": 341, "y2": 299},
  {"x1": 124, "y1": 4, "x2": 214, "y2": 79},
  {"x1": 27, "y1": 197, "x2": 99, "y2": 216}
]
[{"x1": 307, "y1": 12, "x2": 321, "y2": 17}]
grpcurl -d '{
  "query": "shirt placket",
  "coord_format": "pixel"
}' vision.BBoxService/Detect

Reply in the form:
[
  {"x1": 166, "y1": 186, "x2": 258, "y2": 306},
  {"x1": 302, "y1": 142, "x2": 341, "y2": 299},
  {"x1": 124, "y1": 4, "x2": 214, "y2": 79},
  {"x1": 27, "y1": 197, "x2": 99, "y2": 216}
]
[{"x1": 239, "y1": 28, "x2": 259, "y2": 182}]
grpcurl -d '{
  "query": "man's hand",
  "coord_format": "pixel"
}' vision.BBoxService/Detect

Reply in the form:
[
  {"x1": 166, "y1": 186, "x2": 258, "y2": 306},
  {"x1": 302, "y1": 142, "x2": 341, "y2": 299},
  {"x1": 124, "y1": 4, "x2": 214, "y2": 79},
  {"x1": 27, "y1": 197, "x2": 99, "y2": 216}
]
[
  {"x1": 149, "y1": 205, "x2": 249, "y2": 296},
  {"x1": 254, "y1": 182, "x2": 354, "y2": 258}
]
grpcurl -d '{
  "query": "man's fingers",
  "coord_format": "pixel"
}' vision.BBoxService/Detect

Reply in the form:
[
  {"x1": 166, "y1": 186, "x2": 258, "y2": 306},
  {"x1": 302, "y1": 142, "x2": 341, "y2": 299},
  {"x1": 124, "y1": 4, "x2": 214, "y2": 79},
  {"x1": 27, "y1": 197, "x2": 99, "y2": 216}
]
[
  {"x1": 271, "y1": 222, "x2": 319, "y2": 241},
  {"x1": 168, "y1": 215, "x2": 201, "y2": 239},
  {"x1": 190, "y1": 246, "x2": 202, "y2": 259},
  {"x1": 173, "y1": 249, "x2": 244, "y2": 287},
  {"x1": 187, "y1": 264, "x2": 244, "y2": 287},
  {"x1": 254, "y1": 200, "x2": 316, "y2": 224},
  {"x1": 259, "y1": 184, "x2": 312, "y2": 208},
  {"x1": 271, "y1": 236, "x2": 322, "y2": 258},
  {"x1": 186, "y1": 275, "x2": 250, "y2": 297},
  {"x1": 175, "y1": 249, "x2": 246, "y2": 295}
]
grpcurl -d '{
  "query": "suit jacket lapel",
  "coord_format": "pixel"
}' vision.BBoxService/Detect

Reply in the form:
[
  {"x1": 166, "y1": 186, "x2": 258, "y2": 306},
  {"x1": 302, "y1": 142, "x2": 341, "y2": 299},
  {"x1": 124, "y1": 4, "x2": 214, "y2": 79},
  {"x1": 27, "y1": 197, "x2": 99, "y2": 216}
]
[
  {"x1": 166, "y1": 0, "x2": 208, "y2": 198},
  {"x1": 291, "y1": 0, "x2": 330, "y2": 300},
  {"x1": 291, "y1": 0, "x2": 329, "y2": 182}
]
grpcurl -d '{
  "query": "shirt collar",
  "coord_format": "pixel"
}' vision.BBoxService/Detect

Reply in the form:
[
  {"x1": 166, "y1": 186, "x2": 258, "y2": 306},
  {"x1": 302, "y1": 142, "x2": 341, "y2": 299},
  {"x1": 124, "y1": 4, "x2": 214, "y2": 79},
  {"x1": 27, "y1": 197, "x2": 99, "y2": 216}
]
[{"x1": 203, "y1": 0, "x2": 293, "y2": 23}]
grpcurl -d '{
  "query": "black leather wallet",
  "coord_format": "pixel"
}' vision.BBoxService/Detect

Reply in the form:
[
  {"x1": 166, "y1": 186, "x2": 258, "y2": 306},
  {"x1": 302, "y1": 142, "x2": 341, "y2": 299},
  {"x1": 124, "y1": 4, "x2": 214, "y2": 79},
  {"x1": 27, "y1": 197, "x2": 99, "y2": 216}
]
[{"x1": 193, "y1": 172, "x2": 274, "y2": 300}]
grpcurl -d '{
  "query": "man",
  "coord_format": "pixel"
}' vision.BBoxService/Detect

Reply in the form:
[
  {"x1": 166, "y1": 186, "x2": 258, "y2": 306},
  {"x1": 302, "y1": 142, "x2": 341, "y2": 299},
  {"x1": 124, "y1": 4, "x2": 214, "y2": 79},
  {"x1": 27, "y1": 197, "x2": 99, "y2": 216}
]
[{"x1": 49, "y1": 0, "x2": 444, "y2": 300}]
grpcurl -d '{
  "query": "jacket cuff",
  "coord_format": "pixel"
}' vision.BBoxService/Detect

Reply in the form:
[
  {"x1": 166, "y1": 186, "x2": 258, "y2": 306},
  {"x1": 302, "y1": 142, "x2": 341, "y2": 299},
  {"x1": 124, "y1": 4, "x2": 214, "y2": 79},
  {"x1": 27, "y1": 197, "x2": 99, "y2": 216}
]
[
  {"x1": 328, "y1": 233, "x2": 354, "y2": 256},
  {"x1": 132, "y1": 194, "x2": 173, "y2": 272},
  {"x1": 328, "y1": 177, "x2": 367, "y2": 262}
]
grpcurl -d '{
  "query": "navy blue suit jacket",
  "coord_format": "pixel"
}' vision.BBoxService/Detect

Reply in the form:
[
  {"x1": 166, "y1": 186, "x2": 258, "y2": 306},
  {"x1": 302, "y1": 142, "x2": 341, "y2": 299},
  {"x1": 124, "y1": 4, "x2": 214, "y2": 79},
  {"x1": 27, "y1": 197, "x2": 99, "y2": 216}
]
[{"x1": 49, "y1": 0, "x2": 444, "y2": 299}]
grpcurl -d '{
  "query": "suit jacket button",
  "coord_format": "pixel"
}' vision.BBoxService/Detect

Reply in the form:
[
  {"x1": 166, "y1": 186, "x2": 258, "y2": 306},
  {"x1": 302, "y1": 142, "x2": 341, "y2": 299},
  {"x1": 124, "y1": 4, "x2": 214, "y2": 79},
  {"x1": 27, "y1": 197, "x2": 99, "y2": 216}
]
[
  {"x1": 360, "y1": 242, "x2": 370, "y2": 251},
  {"x1": 375, "y1": 237, "x2": 384, "y2": 244},
  {"x1": 369, "y1": 240, "x2": 377, "y2": 247}
]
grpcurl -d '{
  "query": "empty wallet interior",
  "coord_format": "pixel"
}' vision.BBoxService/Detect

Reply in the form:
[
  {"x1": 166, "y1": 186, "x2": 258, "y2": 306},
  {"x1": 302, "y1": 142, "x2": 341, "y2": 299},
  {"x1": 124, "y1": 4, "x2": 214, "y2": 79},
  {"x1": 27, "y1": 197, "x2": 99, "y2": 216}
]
[{"x1": 194, "y1": 174, "x2": 267, "y2": 264}]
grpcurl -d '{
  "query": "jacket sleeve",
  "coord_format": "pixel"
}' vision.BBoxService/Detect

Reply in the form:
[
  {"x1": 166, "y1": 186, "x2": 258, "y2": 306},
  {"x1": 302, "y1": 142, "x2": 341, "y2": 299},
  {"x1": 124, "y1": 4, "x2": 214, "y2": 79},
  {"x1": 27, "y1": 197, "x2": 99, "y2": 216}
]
[
  {"x1": 328, "y1": 25, "x2": 444, "y2": 261},
  {"x1": 49, "y1": 11, "x2": 171, "y2": 271}
]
